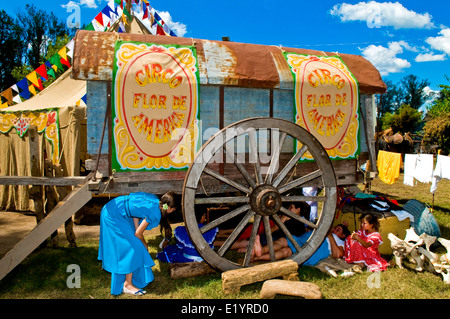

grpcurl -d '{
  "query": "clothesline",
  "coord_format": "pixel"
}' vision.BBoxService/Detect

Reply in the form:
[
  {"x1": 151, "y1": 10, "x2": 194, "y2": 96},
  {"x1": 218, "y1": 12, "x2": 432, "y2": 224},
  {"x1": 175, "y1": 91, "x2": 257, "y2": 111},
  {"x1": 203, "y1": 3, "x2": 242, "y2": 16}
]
[{"x1": 376, "y1": 150, "x2": 450, "y2": 194}]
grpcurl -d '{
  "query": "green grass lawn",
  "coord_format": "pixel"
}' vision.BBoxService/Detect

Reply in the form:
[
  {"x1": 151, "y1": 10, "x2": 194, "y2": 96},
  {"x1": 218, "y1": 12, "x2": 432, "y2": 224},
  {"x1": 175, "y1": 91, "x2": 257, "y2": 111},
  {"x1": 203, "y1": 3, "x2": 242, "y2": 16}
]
[{"x1": 0, "y1": 174, "x2": 449, "y2": 299}]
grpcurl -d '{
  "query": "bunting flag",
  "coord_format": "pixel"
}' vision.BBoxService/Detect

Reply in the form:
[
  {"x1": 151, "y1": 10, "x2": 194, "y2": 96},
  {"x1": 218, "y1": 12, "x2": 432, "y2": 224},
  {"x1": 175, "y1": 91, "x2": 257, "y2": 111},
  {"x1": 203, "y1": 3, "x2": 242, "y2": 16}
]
[
  {"x1": 16, "y1": 78, "x2": 31, "y2": 100},
  {"x1": 49, "y1": 54, "x2": 64, "y2": 72},
  {"x1": 58, "y1": 47, "x2": 71, "y2": 68},
  {"x1": 26, "y1": 71, "x2": 44, "y2": 91},
  {"x1": 35, "y1": 64, "x2": 49, "y2": 81},
  {"x1": 45, "y1": 61, "x2": 56, "y2": 79},
  {"x1": 28, "y1": 84, "x2": 37, "y2": 96},
  {"x1": 1, "y1": 88, "x2": 13, "y2": 106}
]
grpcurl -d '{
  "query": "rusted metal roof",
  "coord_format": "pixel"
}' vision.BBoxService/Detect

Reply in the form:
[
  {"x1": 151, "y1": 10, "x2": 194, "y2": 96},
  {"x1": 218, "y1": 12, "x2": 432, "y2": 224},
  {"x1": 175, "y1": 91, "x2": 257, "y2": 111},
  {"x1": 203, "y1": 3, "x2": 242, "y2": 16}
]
[{"x1": 72, "y1": 30, "x2": 386, "y2": 94}]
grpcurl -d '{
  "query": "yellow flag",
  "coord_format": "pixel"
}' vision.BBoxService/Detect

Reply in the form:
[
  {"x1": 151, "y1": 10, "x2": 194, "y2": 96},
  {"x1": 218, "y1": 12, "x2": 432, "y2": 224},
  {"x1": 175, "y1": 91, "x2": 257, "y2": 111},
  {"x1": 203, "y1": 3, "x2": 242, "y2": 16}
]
[
  {"x1": 28, "y1": 84, "x2": 37, "y2": 96},
  {"x1": 58, "y1": 47, "x2": 67, "y2": 61},
  {"x1": 26, "y1": 71, "x2": 44, "y2": 90}
]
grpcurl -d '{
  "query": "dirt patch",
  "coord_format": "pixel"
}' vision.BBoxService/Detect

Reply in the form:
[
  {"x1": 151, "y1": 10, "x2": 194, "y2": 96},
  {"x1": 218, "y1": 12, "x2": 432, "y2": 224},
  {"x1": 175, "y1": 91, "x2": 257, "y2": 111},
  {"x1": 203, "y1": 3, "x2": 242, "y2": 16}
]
[{"x1": 0, "y1": 211, "x2": 101, "y2": 257}]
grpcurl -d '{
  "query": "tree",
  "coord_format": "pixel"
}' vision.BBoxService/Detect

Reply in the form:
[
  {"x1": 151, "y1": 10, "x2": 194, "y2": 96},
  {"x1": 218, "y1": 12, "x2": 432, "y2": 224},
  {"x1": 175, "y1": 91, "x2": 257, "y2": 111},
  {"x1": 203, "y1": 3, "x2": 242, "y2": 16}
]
[
  {"x1": 423, "y1": 76, "x2": 450, "y2": 154},
  {"x1": 16, "y1": 4, "x2": 75, "y2": 68},
  {"x1": 378, "y1": 80, "x2": 401, "y2": 116},
  {"x1": 426, "y1": 76, "x2": 450, "y2": 118},
  {"x1": 0, "y1": 10, "x2": 25, "y2": 91},
  {"x1": 381, "y1": 104, "x2": 423, "y2": 133},
  {"x1": 400, "y1": 74, "x2": 430, "y2": 110}
]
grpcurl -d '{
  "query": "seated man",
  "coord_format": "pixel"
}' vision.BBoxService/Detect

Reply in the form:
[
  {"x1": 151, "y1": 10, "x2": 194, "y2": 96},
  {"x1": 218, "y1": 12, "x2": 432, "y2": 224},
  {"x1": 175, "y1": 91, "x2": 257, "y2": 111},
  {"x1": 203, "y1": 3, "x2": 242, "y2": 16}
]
[{"x1": 253, "y1": 224, "x2": 350, "y2": 267}]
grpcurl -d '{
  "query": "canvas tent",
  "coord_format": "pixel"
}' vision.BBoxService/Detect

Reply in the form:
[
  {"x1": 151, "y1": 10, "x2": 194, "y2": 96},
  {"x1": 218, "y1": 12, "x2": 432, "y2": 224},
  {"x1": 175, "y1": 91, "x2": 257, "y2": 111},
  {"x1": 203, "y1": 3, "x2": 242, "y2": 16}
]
[{"x1": 0, "y1": 69, "x2": 87, "y2": 211}]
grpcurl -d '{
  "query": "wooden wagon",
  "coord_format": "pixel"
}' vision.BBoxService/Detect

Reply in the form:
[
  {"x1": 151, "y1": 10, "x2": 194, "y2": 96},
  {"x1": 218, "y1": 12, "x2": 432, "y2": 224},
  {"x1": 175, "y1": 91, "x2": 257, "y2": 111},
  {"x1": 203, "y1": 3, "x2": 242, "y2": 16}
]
[{"x1": 0, "y1": 30, "x2": 386, "y2": 278}]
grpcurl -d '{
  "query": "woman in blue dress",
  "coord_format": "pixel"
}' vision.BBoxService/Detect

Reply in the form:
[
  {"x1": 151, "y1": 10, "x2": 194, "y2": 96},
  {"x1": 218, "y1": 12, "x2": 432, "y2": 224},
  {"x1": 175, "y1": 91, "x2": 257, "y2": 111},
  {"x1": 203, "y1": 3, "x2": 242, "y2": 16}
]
[{"x1": 98, "y1": 191, "x2": 177, "y2": 295}]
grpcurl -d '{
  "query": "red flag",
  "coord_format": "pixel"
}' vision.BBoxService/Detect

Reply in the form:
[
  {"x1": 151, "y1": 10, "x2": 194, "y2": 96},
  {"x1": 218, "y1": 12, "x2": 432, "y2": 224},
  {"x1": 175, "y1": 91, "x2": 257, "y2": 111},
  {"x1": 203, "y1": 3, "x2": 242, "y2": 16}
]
[
  {"x1": 60, "y1": 57, "x2": 71, "y2": 68},
  {"x1": 35, "y1": 64, "x2": 49, "y2": 81}
]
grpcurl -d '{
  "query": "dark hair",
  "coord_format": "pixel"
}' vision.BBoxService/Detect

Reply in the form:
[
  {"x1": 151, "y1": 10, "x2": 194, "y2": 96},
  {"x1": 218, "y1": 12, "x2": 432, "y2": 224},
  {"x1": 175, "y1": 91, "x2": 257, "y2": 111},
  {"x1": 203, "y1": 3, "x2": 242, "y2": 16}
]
[
  {"x1": 159, "y1": 191, "x2": 177, "y2": 239},
  {"x1": 336, "y1": 224, "x2": 351, "y2": 238},
  {"x1": 360, "y1": 213, "x2": 380, "y2": 231},
  {"x1": 283, "y1": 201, "x2": 310, "y2": 221}
]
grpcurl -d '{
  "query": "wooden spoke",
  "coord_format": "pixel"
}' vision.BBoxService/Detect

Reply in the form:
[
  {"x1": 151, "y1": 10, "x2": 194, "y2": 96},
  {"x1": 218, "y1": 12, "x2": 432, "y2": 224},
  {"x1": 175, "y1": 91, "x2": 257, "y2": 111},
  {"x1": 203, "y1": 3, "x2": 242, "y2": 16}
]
[
  {"x1": 277, "y1": 169, "x2": 323, "y2": 194},
  {"x1": 248, "y1": 129, "x2": 263, "y2": 185},
  {"x1": 225, "y1": 144, "x2": 257, "y2": 189},
  {"x1": 264, "y1": 131, "x2": 287, "y2": 185},
  {"x1": 280, "y1": 195, "x2": 327, "y2": 203},
  {"x1": 271, "y1": 144, "x2": 308, "y2": 188},
  {"x1": 200, "y1": 204, "x2": 250, "y2": 234},
  {"x1": 279, "y1": 206, "x2": 318, "y2": 230},
  {"x1": 263, "y1": 215, "x2": 276, "y2": 261},
  {"x1": 217, "y1": 210, "x2": 255, "y2": 257},
  {"x1": 194, "y1": 196, "x2": 249, "y2": 205},
  {"x1": 243, "y1": 214, "x2": 262, "y2": 267},
  {"x1": 272, "y1": 214, "x2": 302, "y2": 254},
  {"x1": 203, "y1": 167, "x2": 251, "y2": 194}
]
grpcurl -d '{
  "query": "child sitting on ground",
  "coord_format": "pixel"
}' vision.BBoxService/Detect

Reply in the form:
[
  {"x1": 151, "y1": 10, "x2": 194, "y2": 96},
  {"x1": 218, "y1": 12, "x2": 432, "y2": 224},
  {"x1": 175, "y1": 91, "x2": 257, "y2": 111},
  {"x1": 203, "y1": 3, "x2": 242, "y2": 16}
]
[{"x1": 344, "y1": 213, "x2": 389, "y2": 272}]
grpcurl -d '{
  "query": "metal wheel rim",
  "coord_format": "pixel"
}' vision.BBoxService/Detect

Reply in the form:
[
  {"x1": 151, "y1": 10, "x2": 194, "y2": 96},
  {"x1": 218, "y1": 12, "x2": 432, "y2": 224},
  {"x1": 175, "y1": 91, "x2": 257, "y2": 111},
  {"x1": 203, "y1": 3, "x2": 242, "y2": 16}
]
[{"x1": 182, "y1": 117, "x2": 337, "y2": 272}]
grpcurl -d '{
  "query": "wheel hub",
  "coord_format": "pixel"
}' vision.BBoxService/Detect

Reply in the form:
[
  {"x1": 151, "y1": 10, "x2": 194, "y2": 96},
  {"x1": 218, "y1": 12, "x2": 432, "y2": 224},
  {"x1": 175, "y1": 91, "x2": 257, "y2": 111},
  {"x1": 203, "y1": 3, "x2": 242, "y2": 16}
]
[{"x1": 249, "y1": 185, "x2": 282, "y2": 216}]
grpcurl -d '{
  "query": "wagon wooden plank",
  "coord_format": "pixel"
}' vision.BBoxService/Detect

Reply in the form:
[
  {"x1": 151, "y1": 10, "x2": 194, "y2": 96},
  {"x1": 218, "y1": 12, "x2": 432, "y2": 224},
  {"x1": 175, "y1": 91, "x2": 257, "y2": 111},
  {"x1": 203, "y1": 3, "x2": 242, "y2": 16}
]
[{"x1": 0, "y1": 182, "x2": 92, "y2": 281}]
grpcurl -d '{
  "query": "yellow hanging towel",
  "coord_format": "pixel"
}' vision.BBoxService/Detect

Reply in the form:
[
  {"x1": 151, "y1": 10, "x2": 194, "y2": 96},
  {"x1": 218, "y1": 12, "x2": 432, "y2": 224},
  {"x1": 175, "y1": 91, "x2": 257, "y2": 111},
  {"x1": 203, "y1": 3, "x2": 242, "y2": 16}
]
[{"x1": 377, "y1": 150, "x2": 402, "y2": 184}]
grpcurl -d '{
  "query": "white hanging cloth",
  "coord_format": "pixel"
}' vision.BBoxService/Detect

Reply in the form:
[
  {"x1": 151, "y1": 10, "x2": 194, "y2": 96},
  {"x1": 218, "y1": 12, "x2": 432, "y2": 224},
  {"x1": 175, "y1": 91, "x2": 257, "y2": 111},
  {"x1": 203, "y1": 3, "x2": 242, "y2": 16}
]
[
  {"x1": 403, "y1": 153, "x2": 434, "y2": 186},
  {"x1": 430, "y1": 154, "x2": 450, "y2": 193}
]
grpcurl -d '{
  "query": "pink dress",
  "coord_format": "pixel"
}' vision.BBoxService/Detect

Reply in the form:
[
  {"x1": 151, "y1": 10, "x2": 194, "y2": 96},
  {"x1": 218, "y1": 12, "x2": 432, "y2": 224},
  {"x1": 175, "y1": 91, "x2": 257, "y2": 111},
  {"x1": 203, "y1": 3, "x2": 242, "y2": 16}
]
[{"x1": 344, "y1": 229, "x2": 388, "y2": 272}]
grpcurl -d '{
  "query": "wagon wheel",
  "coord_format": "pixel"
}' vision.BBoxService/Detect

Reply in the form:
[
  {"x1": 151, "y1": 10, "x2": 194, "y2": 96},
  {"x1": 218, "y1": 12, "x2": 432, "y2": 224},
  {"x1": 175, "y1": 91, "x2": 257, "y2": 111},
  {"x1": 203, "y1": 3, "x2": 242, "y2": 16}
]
[{"x1": 182, "y1": 117, "x2": 337, "y2": 272}]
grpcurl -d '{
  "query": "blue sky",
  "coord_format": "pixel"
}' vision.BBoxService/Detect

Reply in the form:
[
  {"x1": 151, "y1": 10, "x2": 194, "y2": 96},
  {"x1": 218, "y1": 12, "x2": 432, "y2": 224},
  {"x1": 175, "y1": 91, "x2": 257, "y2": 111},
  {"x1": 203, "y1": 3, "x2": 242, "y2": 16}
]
[{"x1": 3, "y1": 0, "x2": 450, "y2": 94}]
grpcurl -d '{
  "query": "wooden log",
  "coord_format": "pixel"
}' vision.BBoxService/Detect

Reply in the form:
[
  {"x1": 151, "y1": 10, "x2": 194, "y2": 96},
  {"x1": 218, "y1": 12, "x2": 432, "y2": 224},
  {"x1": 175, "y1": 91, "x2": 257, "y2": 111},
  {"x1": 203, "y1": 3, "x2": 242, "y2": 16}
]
[
  {"x1": 221, "y1": 260, "x2": 299, "y2": 295},
  {"x1": 169, "y1": 262, "x2": 216, "y2": 279},
  {"x1": 260, "y1": 279, "x2": 322, "y2": 299}
]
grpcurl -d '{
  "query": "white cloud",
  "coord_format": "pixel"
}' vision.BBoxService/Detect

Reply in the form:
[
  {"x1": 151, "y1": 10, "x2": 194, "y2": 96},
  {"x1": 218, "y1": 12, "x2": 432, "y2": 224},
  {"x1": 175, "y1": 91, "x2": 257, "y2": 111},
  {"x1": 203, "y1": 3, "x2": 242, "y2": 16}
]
[
  {"x1": 360, "y1": 41, "x2": 411, "y2": 75},
  {"x1": 62, "y1": 0, "x2": 99, "y2": 9},
  {"x1": 415, "y1": 52, "x2": 446, "y2": 62},
  {"x1": 156, "y1": 11, "x2": 187, "y2": 37},
  {"x1": 426, "y1": 28, "x2": 450, "y2": 56},
  {"x1": 330, "y1": 1, "x2": 435, "y2": 29}
]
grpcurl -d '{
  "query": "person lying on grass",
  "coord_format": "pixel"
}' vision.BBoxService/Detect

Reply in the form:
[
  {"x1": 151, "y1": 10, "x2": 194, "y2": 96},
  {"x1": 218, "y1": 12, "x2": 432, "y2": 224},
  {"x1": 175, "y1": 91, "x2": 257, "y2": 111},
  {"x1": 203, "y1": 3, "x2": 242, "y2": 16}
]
[
  {"x1": 252, "y1": 223, "x2": 350, "y2": 266},
  {"x1": 214, "y1": 202, "x2": 309, "y2": 252}
]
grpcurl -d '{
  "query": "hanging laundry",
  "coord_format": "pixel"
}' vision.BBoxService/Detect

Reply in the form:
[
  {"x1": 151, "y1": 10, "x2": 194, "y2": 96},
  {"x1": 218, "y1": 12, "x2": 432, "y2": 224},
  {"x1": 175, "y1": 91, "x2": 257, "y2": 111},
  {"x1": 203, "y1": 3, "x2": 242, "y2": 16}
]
[
  {"x1": 403, "y1": 153, "x2": 434, "y2": 186},
  {"x1": 430, "y1": 154, "x2": 450, "y2": 193},
  {"x1": 414, "y1": 154, "x2": 434, "y2": 183},
  {"x1": 403, "y1": 154, "x2": 416, "y2": 186},
  {"x1": 377, "y1": 150, "x2": 402, "y2": 184}
]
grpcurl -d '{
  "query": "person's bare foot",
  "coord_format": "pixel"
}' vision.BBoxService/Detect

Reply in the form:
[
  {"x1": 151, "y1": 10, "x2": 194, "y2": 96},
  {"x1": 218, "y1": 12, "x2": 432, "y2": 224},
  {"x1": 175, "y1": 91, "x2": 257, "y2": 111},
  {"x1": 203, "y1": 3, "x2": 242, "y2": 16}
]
[{"x1": 253, "y1": 235, "x2": 262, "y2": 257}]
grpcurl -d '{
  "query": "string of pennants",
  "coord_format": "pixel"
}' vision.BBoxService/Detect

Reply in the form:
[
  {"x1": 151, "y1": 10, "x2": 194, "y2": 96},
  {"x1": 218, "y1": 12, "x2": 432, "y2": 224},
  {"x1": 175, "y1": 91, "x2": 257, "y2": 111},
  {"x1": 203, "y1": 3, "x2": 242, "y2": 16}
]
[{"x1": 0, "y1": 0, "x2": 176, "y2": 109}]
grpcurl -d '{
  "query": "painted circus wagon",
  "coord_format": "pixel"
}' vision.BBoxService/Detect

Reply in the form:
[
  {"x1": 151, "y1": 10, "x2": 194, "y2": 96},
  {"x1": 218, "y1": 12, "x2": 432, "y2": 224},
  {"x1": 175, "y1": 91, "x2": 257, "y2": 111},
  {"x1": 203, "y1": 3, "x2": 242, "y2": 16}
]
[
  {"x1": 73, "y1": 30, "x2": 385, "y2": 272},
  {"x1": 0, "y1": 30, "x2": 386, "y2": 278}
]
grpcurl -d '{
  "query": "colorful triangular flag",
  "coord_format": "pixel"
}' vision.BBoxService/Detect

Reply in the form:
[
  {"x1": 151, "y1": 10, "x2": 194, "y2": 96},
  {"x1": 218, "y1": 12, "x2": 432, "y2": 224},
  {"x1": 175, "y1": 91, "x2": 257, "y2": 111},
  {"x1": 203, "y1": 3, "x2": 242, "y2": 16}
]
[
  {"x1": 44, "y1": 61, "x2": 56, "y2": 79},
  {"x1": 26, "y1": 71, "x2": 44, "y2": 91},
  {"x1": 28, "y1": 84, "x2": 37, "y2": 96},
  {"x1": 16, "y1": 78, "x2": 31, "y2": 100},
  {"x1": 1, "y1": 88, "x2": 13, "y2": 106},
  {"x1": 49, "y1": 54, "x2": 64, "y2": 71},
  {"x1": 35, "y1": 64, "x2": 49, "y2": 81}
]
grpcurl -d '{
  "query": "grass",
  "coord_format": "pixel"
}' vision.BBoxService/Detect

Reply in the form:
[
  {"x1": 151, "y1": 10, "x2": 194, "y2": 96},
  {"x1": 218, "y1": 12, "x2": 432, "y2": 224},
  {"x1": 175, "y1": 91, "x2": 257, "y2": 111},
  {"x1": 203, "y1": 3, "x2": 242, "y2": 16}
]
[{"x1": 0, "y1": 174, "x2": 449, "y2": 299}]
